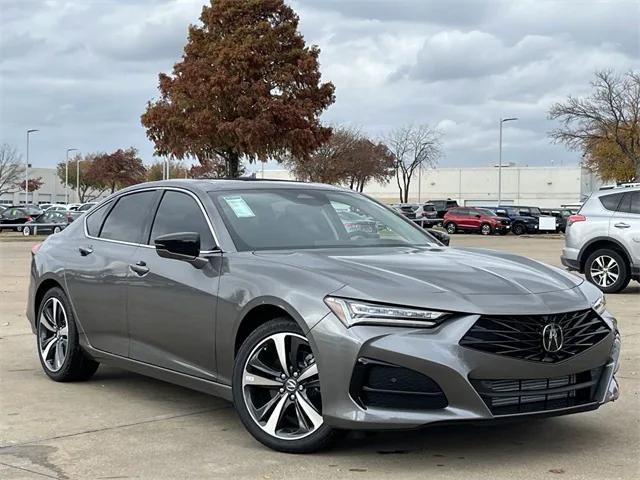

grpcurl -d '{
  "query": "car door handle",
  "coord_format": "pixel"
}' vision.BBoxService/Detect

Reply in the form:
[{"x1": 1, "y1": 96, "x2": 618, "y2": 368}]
[
  {"x1": 78, "y1": 246, "x2": 93, "y2": 256},
  {"x1": 129, "y1": 261, "x2": 149, "y2": 276},
  {"x1": 614, "y1": 222, "x2": 630, "y2": 229}
]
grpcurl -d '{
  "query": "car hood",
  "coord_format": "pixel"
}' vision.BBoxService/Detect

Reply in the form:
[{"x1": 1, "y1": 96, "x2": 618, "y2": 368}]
[{"x1": 255, "y1": 246, "x2": 590, "y2": 315}]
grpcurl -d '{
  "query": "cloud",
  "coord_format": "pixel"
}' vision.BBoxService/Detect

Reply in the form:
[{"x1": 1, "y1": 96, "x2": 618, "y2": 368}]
[{"x1": 0, "y1": 0, "x2": 638, "y2": 171}]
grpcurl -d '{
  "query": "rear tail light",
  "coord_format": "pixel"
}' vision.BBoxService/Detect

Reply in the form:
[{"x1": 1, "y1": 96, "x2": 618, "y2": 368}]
[
  {"x1": 567, "y1": 214, "x2": 586, "y2": 226},
  {"x1": 31, "y1": 243, "x2": 42, "y2": 256}
]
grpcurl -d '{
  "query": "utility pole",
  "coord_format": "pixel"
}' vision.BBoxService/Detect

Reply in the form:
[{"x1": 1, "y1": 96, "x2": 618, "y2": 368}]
[
  {"x1": 498, "y1": 117, "x2": 518, "y2": 205},
  {"x1": 65, "y1": 148, "x2": 78, "y2": 204},
  {"x1": 25, "y1": 129, "x2": 39, "y2": 205}
]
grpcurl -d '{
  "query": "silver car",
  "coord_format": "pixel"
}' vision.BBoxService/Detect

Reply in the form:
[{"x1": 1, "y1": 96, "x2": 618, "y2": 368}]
[
  {"x1": 561, "y1": 186, "x2": 640, "y2": 293},
  {"x1": 27, "y1": 180, "x2": 620, "y2": 453}
]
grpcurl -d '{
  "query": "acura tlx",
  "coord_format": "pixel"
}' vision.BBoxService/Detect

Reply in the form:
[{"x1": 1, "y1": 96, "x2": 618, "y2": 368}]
[{"x1": 27, "y1": 179, "x2": 620, "y2": 452}]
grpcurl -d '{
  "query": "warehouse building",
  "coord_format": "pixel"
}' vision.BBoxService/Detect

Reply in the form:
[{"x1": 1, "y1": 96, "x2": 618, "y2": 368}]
[{"x1": 1, "y1": 164, "x2": 600, "y2": 208}]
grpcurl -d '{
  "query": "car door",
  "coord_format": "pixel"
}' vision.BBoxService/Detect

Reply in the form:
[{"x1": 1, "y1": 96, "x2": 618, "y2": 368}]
[
  {"x1": 126, "y1": 189, "x2": 222, "y2": 380},
  {"x1": 610, "y1": 191, "x2": 640, "y2": 263},
  {"x1": 64, "y1": 190, "x2": 159, "y2": 356}
]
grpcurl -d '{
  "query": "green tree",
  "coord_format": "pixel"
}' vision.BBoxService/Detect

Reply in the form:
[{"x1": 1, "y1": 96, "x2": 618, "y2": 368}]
[{"x1": 141, "y1": 0, "x2": 335, "y2": 178}]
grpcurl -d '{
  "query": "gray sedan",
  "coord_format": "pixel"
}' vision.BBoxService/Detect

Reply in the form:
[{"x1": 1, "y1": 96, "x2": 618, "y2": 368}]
[{"x1": 27, "y1": 180, "x2": 620, "y2": 453}]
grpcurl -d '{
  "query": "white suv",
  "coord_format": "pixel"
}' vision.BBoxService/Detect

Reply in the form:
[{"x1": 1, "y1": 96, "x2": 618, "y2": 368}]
[{"x1": 561, "y1": 186, "x2": 640, "y2": 293}]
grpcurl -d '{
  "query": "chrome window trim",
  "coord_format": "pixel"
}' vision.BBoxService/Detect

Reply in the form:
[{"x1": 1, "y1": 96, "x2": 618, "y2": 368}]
[{"x1": 83, "y1": 186, "x2": 223, "y2": 252}]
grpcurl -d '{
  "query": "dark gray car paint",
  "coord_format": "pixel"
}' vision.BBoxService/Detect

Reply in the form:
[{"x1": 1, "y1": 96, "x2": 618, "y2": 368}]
[{"x1": 26, "y1": 180, "x2": 619, "y2": 429}]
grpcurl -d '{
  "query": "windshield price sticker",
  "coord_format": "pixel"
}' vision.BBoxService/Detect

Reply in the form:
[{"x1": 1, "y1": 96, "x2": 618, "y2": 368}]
[{"x1": 223, "y1": 196, "x2": 256, "y2": 218}]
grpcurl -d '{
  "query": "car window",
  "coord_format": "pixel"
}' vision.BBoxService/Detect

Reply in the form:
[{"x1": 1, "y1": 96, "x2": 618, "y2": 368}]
[
  {"x1": 600, "y1": 192, "x2": 624, "y2": 211},
  {"x1": 617, "y1": 191, "x2": 640, "y2": 215},
  {"x1": 100, "y1": 192, "x2": 156, "y2": 243},
  {"x1": 149, "y1": 191, "x2": 215, "y2": 250},
  {"x1": 211, "y1": 189, "x2": 435, "y2": 251},
  {"x1": 85, "y1": 200, "x2": 114, "y2": 236}
]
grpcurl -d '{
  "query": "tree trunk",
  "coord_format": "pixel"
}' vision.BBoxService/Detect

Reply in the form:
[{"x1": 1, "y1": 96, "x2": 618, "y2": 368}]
[{"x1": 226, "y1": 151, "x2": 240, "y2": 178}]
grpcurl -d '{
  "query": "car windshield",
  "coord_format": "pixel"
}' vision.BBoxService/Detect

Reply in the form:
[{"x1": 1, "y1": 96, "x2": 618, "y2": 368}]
[{"x1": 210, "y1": 189, "x2": 436, "y2": 251}]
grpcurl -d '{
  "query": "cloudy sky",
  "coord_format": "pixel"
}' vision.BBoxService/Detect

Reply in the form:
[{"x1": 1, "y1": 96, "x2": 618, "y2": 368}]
[{"x1": 1, "y1": 0, "x2": 638, "y2": 172}]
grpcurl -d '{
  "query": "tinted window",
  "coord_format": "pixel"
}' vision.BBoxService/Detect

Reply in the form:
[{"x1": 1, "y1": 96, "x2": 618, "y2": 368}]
[
  {"x1": 600, "y1": 192, "x2": 624, "y2": 211},
  {"x1": 149, "y1": 191, "x2": 215, "y2": 250},
  {"x1": 100, "y1": 192, "x2": 156, "y2": 243},
  {"x1": 85, "y1": 200, "x2": 114, "y2": 236},
  {"x1": 618, "y1": 192, "x2": 640, "y2": 214}
]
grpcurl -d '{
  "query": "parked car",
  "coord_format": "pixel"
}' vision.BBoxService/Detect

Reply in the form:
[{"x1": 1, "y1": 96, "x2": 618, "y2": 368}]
[
  {"x1": 77, "y1": 202, "x2": 97, "y2": 212},
  {"x1": 443, "y1": 207, "x2": 511, "y2": 235},
  {"x1": 46, "y1": 204, "x2": 73, "y2": 212},
  {"x1": 427, "y1": 199, "x2": 459, "y2": 219},
  {"x1": 28, "y1": 180, "x2": 619, "y2": 453},
  {"x1": 562, "y1": 185, "x2": 639, "y2": 293},
  {"x1": 22, "y1": 211, "x2": 70, "y2": 236},
  {"x1": 485, "y1": 206, "x2": 539, "y2": 235},
  {"x1": 414, "y1": 203, "x2": 439, "y2": 227},
  {"x1": 395, "y1": 203, "x2": 419, "y2": 220},
  {"x1": 542, "y1": 208, "x2": 573, "y2": 233},
  {"x1": 0, "y1": 206, "x2": 44, "y2": 231}
]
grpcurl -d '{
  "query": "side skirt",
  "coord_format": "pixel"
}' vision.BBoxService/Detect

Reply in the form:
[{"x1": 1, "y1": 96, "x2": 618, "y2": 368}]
[{"x1": 81, "y1": 341, "x2": 233, "y2": 402}]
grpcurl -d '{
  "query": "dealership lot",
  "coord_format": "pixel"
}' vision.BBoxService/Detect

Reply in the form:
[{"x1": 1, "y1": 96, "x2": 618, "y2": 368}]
[{"x1": 0, "y1": 236, "x2": 638, "y2": 479}]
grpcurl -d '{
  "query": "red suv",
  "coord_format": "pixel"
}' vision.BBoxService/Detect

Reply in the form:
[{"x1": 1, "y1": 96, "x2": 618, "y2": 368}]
[{"x1": 443, "y1": 207, "x2": 511, "y2": 235}]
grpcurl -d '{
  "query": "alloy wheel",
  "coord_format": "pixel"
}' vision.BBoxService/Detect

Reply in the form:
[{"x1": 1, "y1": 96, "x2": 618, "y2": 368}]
[
  {"x1": 53, "y1": 226, "x2": 61, "y2": 234},
  {"x1": 22, "y1": 226, "x2": 30, "y2": 236},
  {"x1": 481, "y1": 224, "x2": 491, "y2": 235},
  {"x1": 38, "y1": 297, "x2": 69, "y2": 372},
  {"x1": 242, "y1": 332, "x2": 323, "y2": 440},
  {"x1": 590, "y1": 255, "x2": 619, "y2": 288}
]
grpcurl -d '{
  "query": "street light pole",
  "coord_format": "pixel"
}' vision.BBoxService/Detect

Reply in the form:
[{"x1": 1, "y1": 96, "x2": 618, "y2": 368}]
[
  {"x1": 25, "y1": 129, "x2": 39, "y2": 205},
  {"x1": 76, "y1": 156, "x2": 81, "y2": 203},
  {"x1": 65, "y1": 148, "x2": 78, "y2": 204},
  {"x1": 498, "y1": 117, "x2": 518, "y2": 206}
]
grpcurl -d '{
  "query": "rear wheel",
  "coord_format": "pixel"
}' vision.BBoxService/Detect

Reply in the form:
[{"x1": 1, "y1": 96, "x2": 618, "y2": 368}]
[
  {"x1": 480, "y1": 223, "x2": 492, "y2": 236},
  {"x1": 512, "y1": 223, "x2": 526, "y2": 235},
  {"x1": 37, "y1": 287, "x2": 99, "y2": 381},
  {"x1": 445, "y1": 222, "x2": 457, "y2": 234},
  {"x1": 53, "y1": 226, "x2": 62, "y2": 234},
  {"x1": 233, "y1": 318, "x2": 339, "y2": 453},
  {"x1": 585, "y1": 249, "x2": 631, "y2": 293}
]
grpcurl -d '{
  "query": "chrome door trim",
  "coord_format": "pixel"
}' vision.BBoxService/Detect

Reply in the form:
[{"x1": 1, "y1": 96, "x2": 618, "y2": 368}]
[{"x1": 83, "y1": 186, "x2": 223, "y2": 252}]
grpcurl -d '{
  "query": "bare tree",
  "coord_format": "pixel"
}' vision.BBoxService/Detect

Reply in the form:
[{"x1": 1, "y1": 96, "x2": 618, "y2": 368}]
[
  {"x1": 549, "y1": 70, "x2": 640, "y2": 182},
  {"x1": 386, "y1": 125, "x2": 442, "y2": 203},
  {"x1": 0, "y1": 144, "x2": 24, "y2": 197}
]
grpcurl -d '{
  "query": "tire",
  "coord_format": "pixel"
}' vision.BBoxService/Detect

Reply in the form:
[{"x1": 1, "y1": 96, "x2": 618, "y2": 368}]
[
  {"x1": 53, "y1": 226, "x2": 61, "y2": 234},
  {"x1": 22, "y1": 226, "x2": 30, "y2": 236},
  {"x1": 585, "y1": 249, "x2": 631, "y2": 293},
  {"x1": 480, "y1": 223, "x2": 492, "y2": 236},
  {"x1": 445, "y1": 222, "x2": 457, "y2": 234},
  {"x1": 233, "y1": 318, "x2": 340, "y2": 453},
  {"x1": 16, "y1": 225, "x2": 23, "y2": 232},
  {"x1": 512, "y1": 223, "x2": 526, "y2": 236},
  {"x1": 36, "y1": 287, "x2": 99, "y2": 382}
]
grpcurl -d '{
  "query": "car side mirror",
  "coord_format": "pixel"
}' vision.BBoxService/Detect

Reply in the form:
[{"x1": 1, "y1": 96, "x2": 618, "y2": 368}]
[{"x1": 154, "y1": 232, "x2": 210, "y2": 268}]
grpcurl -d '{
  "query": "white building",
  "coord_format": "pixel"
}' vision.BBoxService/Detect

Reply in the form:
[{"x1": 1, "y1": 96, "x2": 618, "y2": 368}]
[
  {"x1": 258, "y1": 165, "x2": 600, "y2": 207},
  {"x1": 2, "y1": 164, "x2": 600, "y2": 208}
]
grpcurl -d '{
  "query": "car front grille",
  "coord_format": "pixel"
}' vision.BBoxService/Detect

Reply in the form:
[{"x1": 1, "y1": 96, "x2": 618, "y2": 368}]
[
  {"x1": 471, "y1": 367, "x2": 602, "y2": 416},
  {"x1": 500, "y1": 219, "x2": 511, "y2": 225},
  {"x1": 459, "y1": 309, "x2": 610, "y2": 362}
]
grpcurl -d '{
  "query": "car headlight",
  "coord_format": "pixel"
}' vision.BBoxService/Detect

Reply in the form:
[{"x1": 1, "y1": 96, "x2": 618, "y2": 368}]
[
  {"x1": 593, "y1": 294, "x2": 607, "y2": 315},
  {"x1": 324, "y1": 296, "x2": 447, "y2": 328}
]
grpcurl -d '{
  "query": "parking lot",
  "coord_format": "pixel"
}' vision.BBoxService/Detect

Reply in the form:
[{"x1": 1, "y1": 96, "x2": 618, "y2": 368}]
[{"x1": 0, "y1": 235, "x2": 638, "y2": 480}]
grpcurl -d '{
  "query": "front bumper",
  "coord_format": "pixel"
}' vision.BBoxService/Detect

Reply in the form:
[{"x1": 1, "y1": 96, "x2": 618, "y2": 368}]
[{"x1": 310, "y1": 310, "x2": 619, "y2": 430}]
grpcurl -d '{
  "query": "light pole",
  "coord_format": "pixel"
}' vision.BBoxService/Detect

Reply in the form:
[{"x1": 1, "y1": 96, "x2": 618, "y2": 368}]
[
  {"x1": 65, "y1": 148, "x2": 78, "y2": 204},
  {"x1": 498, "y1": 117, "x2": 518, "y2": 206},
  {"x1": 76, "y1": 155, "x2": 81, "y2": 203},
  {"x1": 25, "y1": 129, "x2": 39, "y2": 205}
]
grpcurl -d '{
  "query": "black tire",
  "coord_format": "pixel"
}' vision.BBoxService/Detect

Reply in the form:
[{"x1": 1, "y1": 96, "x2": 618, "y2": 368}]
[
  {"x1": 585, "y1": 249, "x2": 631, "y2": 293},
  {"x1": 22, "y1": 226, "x2": 31, "y2": 236},
  {"x1": 480, "y1": 223, "x2": 492, "y2": 236},
  {"x1": 233, "y1": 318, "x2": 340, "y2": 453},
  {"x1": 53, "y1": 226, "x2": 62, "y2": 234},
  {"x1": 445, "y1": 222, "x2": 457, "y2": 234},
  {"x1": 36, "y1": 287, "x2": 99, "y2": 382},
  {"x1": 512, "y1": 223, "x2": 526, "y2": 235}
]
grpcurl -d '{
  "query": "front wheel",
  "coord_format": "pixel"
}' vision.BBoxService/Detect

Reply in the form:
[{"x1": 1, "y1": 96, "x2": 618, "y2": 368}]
[
  {"x1": 512, "y1": 223, "x2": 526, "y2": 235},
  {"x1": 233, "y1": 319, "x2": 339, "y2": 453},
  {"x1": 445, "y1": 222, "x2": 457, "y2": 234},
  {"x1": 480, "y1": 223, "x2": 492, "y2": 236},
  {"x1": 22, "y1": 226, "x2": 31, "y2": 236},
  {"x1": 53, "y1": 226, "x2": 62, "y2": 234}
]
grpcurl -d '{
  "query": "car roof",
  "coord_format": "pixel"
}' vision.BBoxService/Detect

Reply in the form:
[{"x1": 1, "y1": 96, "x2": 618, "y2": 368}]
[
  {"x1": 119, "y1": 178, "x2": 348, "y2": 195},
  {"x1": 590, "y1": 185, "x2": 640, "y2": 198}
]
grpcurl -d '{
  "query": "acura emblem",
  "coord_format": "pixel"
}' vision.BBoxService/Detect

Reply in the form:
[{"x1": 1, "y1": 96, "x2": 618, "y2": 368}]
[{"x1": 542, "y1": 323, "x2": 564, "y2": 353}]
